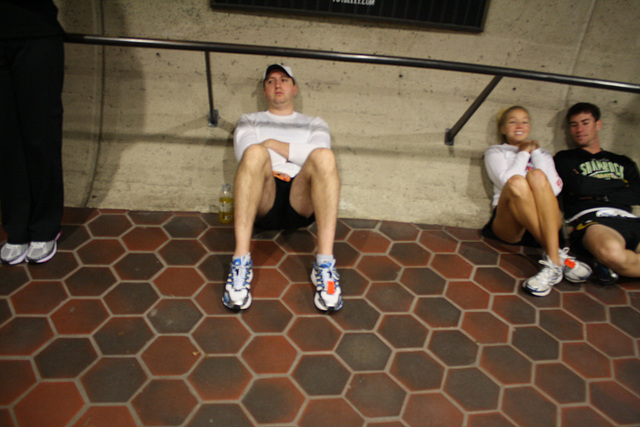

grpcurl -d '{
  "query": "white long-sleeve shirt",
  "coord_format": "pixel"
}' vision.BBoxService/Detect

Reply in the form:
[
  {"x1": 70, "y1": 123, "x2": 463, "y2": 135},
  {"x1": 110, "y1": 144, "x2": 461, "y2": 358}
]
[
  {"x1": 233, "y1": 110, "x2": 331, "y2": 178},
  {"x1": 484, "y1": 143, "x2": 563, "y2": 208}
]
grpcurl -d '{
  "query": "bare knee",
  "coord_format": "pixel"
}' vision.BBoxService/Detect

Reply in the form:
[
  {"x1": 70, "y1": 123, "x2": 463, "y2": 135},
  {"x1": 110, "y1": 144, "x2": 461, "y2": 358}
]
[
  {"x1": 306, "y1": 148, "x2": 337, "y2": 173},
  {"x1": 239, "y1": 144, "x2": 270, "y2": 168},
  {"x1": 503, "y1": 175, "x2": 530, "y2": 199},
  {"x1": 526, "y1": 169, "x2": 551, "y2": 191}
]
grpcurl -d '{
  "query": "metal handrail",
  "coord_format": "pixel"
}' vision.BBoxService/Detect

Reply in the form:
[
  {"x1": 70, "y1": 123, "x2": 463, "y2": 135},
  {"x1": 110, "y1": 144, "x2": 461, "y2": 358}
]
[{"x1": 64, "y1": 33, "x2": 640, "y2": 143}]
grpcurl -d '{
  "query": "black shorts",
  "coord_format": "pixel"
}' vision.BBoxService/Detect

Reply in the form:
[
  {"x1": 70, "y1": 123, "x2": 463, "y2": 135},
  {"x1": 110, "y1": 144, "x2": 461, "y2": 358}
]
[
  {"x1": 481, "y1": 208, "x2": 542, "y2": 248},
  {"x1": 569, "y1": 213, "x2": 640, "y2": 255},
  {"x1": 254, "y1": 175, "x2": 315, "y2": 230}
]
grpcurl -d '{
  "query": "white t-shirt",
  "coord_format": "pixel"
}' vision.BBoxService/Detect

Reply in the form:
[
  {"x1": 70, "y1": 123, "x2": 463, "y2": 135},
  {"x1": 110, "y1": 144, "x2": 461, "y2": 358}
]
[
  {"x1": 234, "y1": 110, "x2": 331, "y2": 178},
  {"x1": 484, "y1": 143, "x2": 563, "y2": 208}
]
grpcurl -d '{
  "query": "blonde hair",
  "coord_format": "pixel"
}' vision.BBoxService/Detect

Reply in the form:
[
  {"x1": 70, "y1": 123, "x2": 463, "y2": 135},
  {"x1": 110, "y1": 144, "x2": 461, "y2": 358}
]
[{"x1": 497, "y1": 105, "x2": 529, "y2": 143}]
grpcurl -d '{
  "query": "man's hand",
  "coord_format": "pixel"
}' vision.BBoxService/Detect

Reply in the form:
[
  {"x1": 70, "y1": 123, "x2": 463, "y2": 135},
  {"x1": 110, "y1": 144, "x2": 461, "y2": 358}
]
[{"x1": 262, "y1": 139, "x2": 289, "y2": 159}]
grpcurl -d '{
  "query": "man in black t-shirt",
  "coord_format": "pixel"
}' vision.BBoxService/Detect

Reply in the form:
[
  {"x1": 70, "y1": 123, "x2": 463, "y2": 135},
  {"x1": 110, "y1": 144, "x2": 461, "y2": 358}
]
[{"x1": 554, "y1": 102, "x2": 640, "y2": 284}]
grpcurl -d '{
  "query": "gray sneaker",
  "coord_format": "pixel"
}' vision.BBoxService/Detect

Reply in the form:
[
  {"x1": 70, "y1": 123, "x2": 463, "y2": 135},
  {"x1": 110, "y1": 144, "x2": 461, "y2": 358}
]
[
  {"x1": 523, "y1": 255, "x2": 563, "y2": 297},
  {"x1": 1, "y1": 243, "x2": 29, "y2": 265},
  {"x1": 26, "y1": 233, "x2": 61, "y2": 264}
]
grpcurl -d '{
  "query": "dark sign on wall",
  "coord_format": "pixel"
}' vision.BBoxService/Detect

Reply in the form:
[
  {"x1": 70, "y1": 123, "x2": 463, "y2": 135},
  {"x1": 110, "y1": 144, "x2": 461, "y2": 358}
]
[{"x1": 210, "y1": 0, "x2": 490, "y2": 32}]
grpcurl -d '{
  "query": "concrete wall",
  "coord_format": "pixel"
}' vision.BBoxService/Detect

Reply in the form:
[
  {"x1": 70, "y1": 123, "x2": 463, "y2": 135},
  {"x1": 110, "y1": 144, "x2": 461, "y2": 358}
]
[{"x1": 58, "y1": 0, "x2": 640, "y2": 227}]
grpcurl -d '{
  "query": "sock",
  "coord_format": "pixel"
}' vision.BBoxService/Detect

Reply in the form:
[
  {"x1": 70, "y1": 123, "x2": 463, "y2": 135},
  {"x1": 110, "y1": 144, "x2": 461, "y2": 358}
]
[
  {"x1": 233, "y1": 253, "x2": 251, "y2": 265},
  {"x1": 316, "y1": 254, "x2": 335, "y2": 266}
]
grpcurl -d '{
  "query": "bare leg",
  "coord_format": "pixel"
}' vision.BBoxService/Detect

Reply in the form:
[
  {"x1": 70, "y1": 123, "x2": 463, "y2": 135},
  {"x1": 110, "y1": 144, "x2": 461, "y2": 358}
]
[
  {"x1": 583, "y1": 224, "x2": 640, "y2": 277},
  {"x1": 526, "y1": 169, "x2": 563, "y2": 265},
  {"x1": 233, "y1": 144, "x2": 276, "y2": 256},
  {"x1": 289, "y1": 148, "x2": 340, "y2": 255}
]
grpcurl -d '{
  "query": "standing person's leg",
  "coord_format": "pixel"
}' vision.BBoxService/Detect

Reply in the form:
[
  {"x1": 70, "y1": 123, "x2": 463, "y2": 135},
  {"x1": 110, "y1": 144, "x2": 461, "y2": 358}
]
[
  {"x1": 290, "y1": 148, "x2": 342, "y2": 311},
  {"x1": 223, "y1": 144, "x2": 276, "y2": 310}
]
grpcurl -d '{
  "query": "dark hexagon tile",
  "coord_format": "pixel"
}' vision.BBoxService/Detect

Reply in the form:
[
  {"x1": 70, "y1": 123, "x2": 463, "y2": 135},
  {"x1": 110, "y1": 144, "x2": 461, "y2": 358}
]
[
  {"x1": 347, "y1": 229, "x2": 391, "y2": 253},
  {"x1": 241, "y1": 299, "x2": 293, "y2": 333},
  {"x1": 562, "y1": 293, "x2": 606, "y2": 322},
  {"x1": 242, "y1": 377, "x2": 305, "y2": 424},
  {"x1": 14, "y1": 382, "x2": 84, "y2": 427},
  {"x1": 414, "y1": 297, "x2": 461, "y2": 328},
  {"x1": 0, "y1": 317, "x2": 52, "y2": 355},
  {"x1": 0, "y1": 265, "x2": 29, "y2": 295},
  {"x1": 561, "y1": 406, "x2": 616, "y2": 427},
  {"x1": 65, "y1": 267, "x2": 117, "y2": 296},
  {"x1": 614, "y1": 358, "x2": 640, "y2": 396},
  {"x1": 104, "y1": 282, "x2": 159, "y2": 315},
  {"x1": 114, "y1": 253, "x2": 164, "y2": 281},
  {"x1": 282, "y1": 282, "x2": 319, "y2": 315},
  {"x1": 278, "y1": 254, "x2": 314, "y2": 282},
  {"x1": 121, "y1": 226, "x2": 168, "y2": 251},
  {"x1": 58, "y1": 224, "x2": 90, "y2": 251},
  {"x1": 187, "y1": 404, "x2": 253, "y2": 427},
  {"x1": 590, "y1": 381, "x2": 640, "y2": 426},
  {"x1": 189, "y1": 356, "x2": 252, "y2": 400},
  {"x1": 562, "y1": 342, "x2": 612, "y2": 379},
  {"x1": 480, "y1": 345, "x2": 532, "y2": 385},
  {"x1": 192, "y1": 316, "x2": 250, "y2": 354},
  {"x1": 379, "y1": 221, "x2": 420, "y2": 241},
  {"x1": 158, "y1": 240, "x2": 207, "y2": 266},
  {"x1": 287, "y1": 316, "x2": 341, "y2": 352},
  {"x1": 331, "y1": 299, "x2": 380, "y2": 331},
  {"x1": 377, "y1": 314, "x2": 428, "y2": 348},
  {"x1": 428, "y1": 330, "x2": 478, "y2": 367},
  {"x1": 419, "y1": 230, "x2": 459, "y2": 253},
  {"x1": 586, "y1": 323, "x2": 635, "y2": 357},
  {"x1": 252, "y1": 267, "x2": 289, "y2": 298},
  {"x1": 402, "y1": 392, "x2": 464, "y2": 426},
  {"x1": 27, "y1": 252, "x2": 78, "y2": 280},
  {"x1": 357, "y1": 255, "x2": 402, "y2": 281},
  {"x1": 62, "y1": 206, "x2": 98, "y2": 224},
  {"x1": 242, "y1": 335, "x2": 297, "y2": 374},
  {"x1": 251, "y1": 240, "x2": 287, "y2": 267},
  {"x1": 461, "y1": 311, "x2": 509, "y2": 344},
  {"x1": 339, "y1": 268, "x2": 370, "y2": 296},
  {"x1": 35, "y1": 338, "x2": 97, "y2": 378},
  {"x1": 446, "y1": 226, "x2": 482, "y2": 241},
  {"x1": 390, "y1": 351, "x2": 444, "y2": 391},
  {"x1": 389, "y1": 242, "x2": 431, "y2": 266},
  {"x1": 539, "y1": 309, "x2": 584, "y2": 341},
  {"x1": 0, "y1": 300, "x2": 9, "y2": 325},
  {"x1": 458, "y1": 241, "x2": 499, "y2": 266},
  {"x1": 512, "y1": 326, "x2": 559, "y2": 361},
  {"x1": 11, "y1": 281, "x2": 67, "y2": 314},
  {"x1": 152, "y1": 267, "x2": 205, "y2": 297},
  {"x1": 535, "y1": 362, "x2": 586, "y2": 404},
  {"x1": 147, "y1": 299, "x2": 202, "y2": 333},
  {"x1": 298, "y1": 398, "x2": 364, "y2": 427},
  {"x1": 81, "y1": 357, "x2": 147, "y2": 402},
  {"x1": 199, "y1": 227, "x2": 235, "y2": 253},
  {"x1": 492, "y1": 295, "x2": 536, "y2": 325},
  {"x1": 276, "y1": 228, "x2": 316, "y2": 253},
  {"x1": 333, "y1": 219, "x2": 353, "y2": 240},
  {"x1": 51, "y1": 299, "x2": 108, "y2": 334},
  {"x1": 341, "y1": 218, "x2": 378, "y2": 229},
  {"x1": 445, "y1": 367, "x2": 500, "y2": 411},
  {"x1": 71, "y1": 406, "x2": 138, "y2": 427},
  {"x1": 502, "y1": 386, "x2": 557, "y2": 427},
  {"x1": 445, "y1": 280, "x2": 490, "y2": 310},
  {"x1": 473, "y1": 267, "x2": 517, "y2": 293},
  {"x1": 431, "y1": 254, "x2": 473, "y2": 279},
  {"x1": 0, "y1": 360, "x2": 37, "y2": 405},
  {"x1": 87, "y1": 214, "x2": 133, "y2": 237},
  {"x1": 94, "y1": 317, "x2": 153, "y2": 355},
  {"x1": 609, "y1": 306, "x2": 640, "y2": 338},
  {"x1": 366, "y1": 282, "x2": 414, "y2": 312},
  {"x1": 163, "y1": 215, "x2": 207, "y2": 238},
  {"x1": 499, "y1": 253, "x2": 538, "y2": 279},
  {"x1": 467, "y1": 413, "x2": 517, "y2": 427},
  {"x1": 399, "y1": 267, "x2": 446, "y2": 296},
  {"x1": 128, "y1": 210, "x2": 172, "y2": 225},
  {"x1": 333, "y1": 241, "x2": 361, "y2": 268},
  {"x1": 293, "y1": 354, "x2": 350, "y2": 396},
  {"x1": 197, "y1": 254, "x2": 230, "y2": 283},
  {"x1": 336, "y1": 332, "x2": 391, "y2": 371},
  {"x1": 346, "y1": 373, "x2": 406, "y2": 418},
  {"x1": 76, "y1": 239, "x2": 125, "y2": 265},
  {"x1": 586, "y1": 283, "x2": 628, "y2": 306},
  {"x1": 132, "y1": 379, "x2": 198, "y2": 426}
]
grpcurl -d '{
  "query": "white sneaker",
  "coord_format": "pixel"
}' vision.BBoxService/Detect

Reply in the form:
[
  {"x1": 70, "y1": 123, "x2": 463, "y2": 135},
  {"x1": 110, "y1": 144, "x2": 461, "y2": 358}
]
[
  {"x1": 222, "y1": 256, "x2": 253, "y2": 310},
  {"x1": 311, "y1": 260, "x2": 343, "y2": 312},
  {"x1": 26, "y1": 232, "x2": 61, "y2": 264},
  {"x1": 523, "y1": 255, "x2": 563, "y2": 297},
  {"x1": 1, "y1": 243, "x2": 29, "y2": 265},
  {"x1": 558, "y1": 247, "x2": 592, "y2": 283}
]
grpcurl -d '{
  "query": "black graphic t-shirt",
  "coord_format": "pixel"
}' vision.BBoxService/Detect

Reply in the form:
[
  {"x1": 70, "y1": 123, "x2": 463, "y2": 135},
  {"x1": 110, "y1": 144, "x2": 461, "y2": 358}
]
[{"x1": 554, "y1": 148, "x2": 640, "y2": 219}]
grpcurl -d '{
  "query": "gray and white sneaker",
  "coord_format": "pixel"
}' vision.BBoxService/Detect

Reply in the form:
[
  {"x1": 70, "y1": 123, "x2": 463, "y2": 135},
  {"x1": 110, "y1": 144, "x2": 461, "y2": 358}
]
[
  {"x1": 1, "y1": 243, "x2": 29, "y2": 265},
  {"x1": 558, "y1": 247, "x2": 592, "y2": 283},
  {"x1": 523, "y1": 255, "x2": 563, "y2": 297},
  {"x1": 26, "y1": 232, "x2": 61, "y2": 264}
]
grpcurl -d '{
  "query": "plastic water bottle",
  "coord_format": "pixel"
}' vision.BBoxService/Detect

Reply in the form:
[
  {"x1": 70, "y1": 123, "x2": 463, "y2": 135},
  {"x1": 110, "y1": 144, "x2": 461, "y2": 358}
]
[{"x1": 219, "y1": 184, "x2": 233, "y2": 224}]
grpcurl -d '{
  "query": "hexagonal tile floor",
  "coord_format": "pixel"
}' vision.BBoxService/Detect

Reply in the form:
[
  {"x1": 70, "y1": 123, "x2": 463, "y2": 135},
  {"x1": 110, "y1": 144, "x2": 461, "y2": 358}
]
[{"x1": 1, "y1": 207, "x2": 639, "y2": 426}]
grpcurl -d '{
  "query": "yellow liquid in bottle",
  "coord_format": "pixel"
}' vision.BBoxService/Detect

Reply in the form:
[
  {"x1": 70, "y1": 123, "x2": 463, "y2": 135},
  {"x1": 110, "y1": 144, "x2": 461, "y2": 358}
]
[{"x1": 219, "y1": 197, "x2": 233, "y2": 223}]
